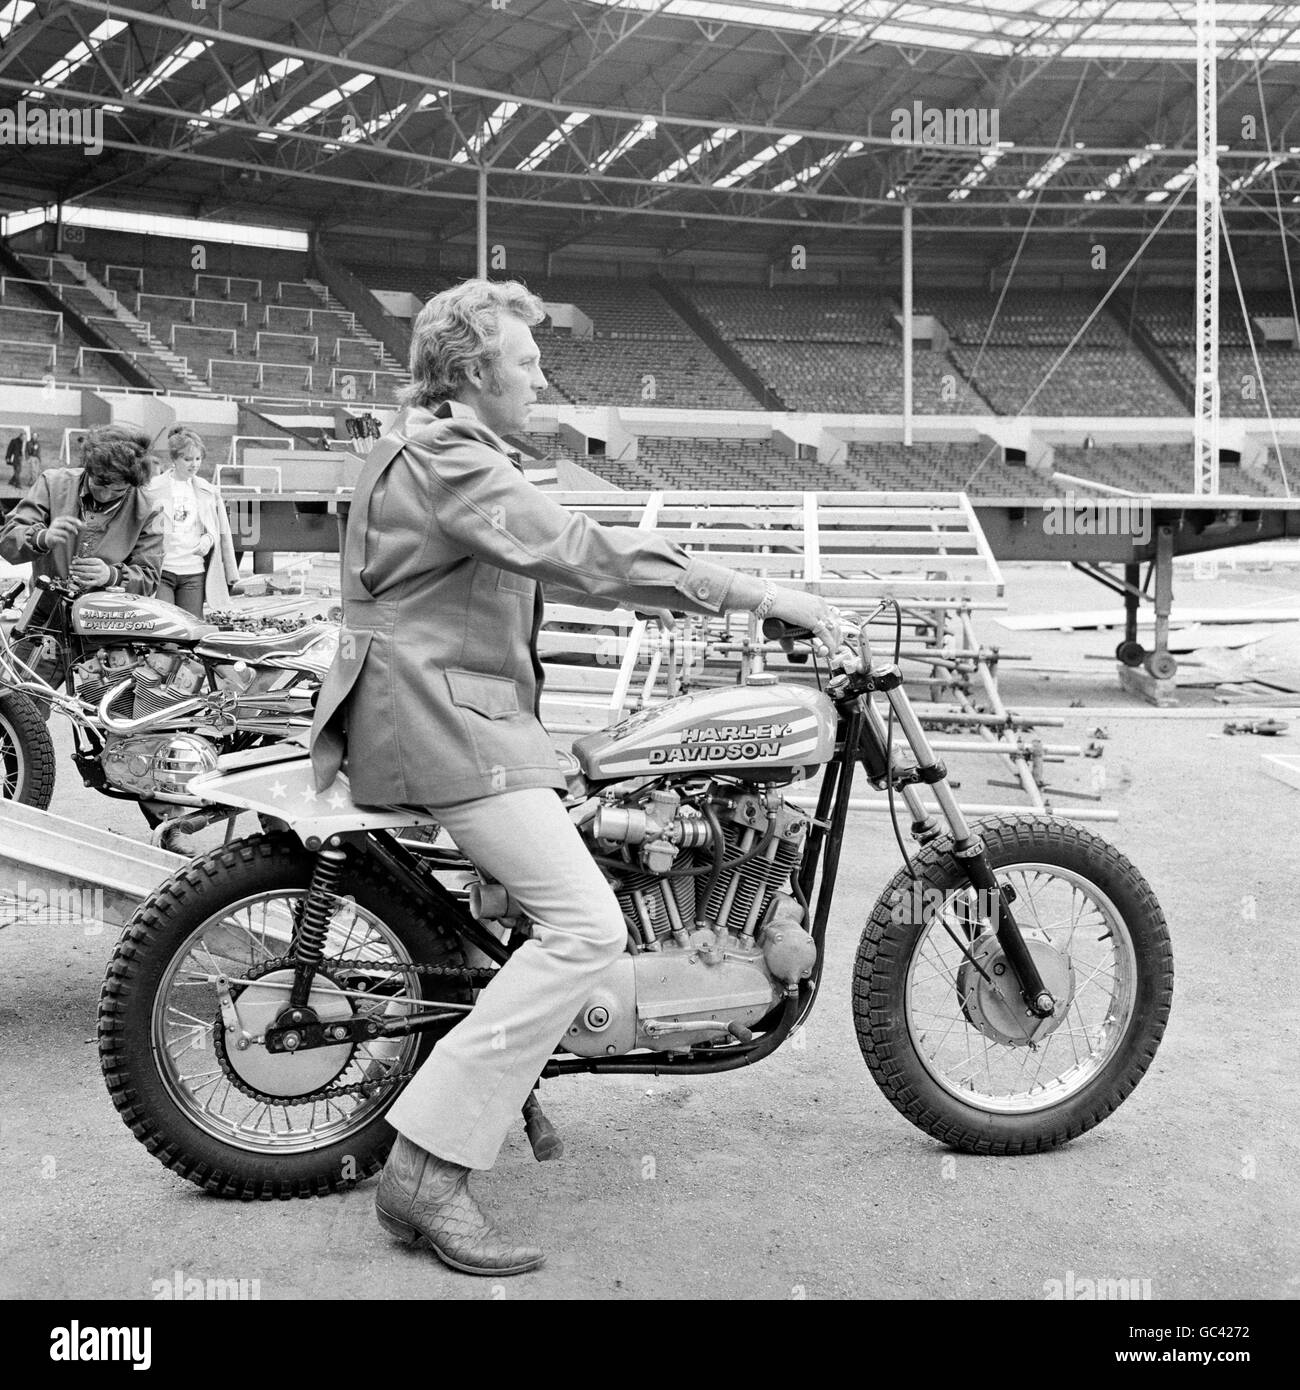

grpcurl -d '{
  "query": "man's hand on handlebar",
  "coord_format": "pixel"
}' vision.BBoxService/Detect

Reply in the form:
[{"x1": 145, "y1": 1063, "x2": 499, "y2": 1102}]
[{"x1": 763, "y1": 587, "x2": 846, "y2": 657}]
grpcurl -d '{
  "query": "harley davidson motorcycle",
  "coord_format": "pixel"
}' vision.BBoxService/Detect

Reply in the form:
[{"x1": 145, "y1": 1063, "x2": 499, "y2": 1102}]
[
  {"x1": 0, "y1": 574, "x2": 337, "y2": 836},
  {"x1": 99, "y1": 609, "x2": 1174, "y2": 1195}
]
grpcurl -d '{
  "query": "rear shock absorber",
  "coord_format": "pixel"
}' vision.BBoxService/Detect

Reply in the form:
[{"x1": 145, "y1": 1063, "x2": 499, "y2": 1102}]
[{"x1": 289, "y1": 846, "x2": 346, "y2": 1008}]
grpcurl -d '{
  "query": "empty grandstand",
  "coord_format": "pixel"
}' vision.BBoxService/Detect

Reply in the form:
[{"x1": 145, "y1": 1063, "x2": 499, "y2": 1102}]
[{"x1": 0, "y1": 0, "x2": 1296, "y2": 507}]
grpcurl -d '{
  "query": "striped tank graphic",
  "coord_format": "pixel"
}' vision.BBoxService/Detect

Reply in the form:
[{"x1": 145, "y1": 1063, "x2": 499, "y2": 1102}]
[
  {"x1": 575, "y1": 684, "x2": 837, "y2": 780},
  {"x1": 72, "y1": 592, "x2": 216, "y2": 642}
]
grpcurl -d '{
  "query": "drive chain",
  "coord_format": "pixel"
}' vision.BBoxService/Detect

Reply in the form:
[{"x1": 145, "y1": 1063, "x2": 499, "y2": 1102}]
[{"x1": 211, "y1": 954, "x2": 498, "y2": 1108}]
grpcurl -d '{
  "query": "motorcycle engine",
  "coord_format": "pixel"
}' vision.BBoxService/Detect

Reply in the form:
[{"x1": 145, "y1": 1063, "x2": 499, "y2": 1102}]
[
  {"x1": 101, "y1": 731, "x2": 220, "y2": 800},
  {"x1": 72, "y1": 646, "x2": 209, "y2": 720},
  {"x1": 70, "y1": 646, "x2": 138, "y2": 716},
  {"x1": 594, "y1": 783, "x2": 809, "y2": 945},
  {"x1": 558, "y1": 780, "x2": 817, "y2": 1056}
]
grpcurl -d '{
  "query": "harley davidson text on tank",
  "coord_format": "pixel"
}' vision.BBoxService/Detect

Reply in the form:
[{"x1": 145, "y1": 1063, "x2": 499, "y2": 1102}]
[
  {"x1": 0, "y1": 576, "x2": 336, "y2": 836},
  {"x1": 98, "y1": 608, "x2": 1175, "y2": 1198}
]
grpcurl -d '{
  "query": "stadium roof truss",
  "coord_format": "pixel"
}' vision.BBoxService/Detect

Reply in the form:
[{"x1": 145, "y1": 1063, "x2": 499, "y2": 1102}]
[{"x1": 2, "y1": 0, "x2": 1300, "y2": 256}]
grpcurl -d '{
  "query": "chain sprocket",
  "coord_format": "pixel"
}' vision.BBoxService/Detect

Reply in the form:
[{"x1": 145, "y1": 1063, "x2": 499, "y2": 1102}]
[{"x1": 211, "y1": 954, "x2": 497, "y2": 1107}]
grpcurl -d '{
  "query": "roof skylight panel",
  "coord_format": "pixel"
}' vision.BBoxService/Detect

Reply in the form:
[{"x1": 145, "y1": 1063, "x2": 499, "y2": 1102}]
[
  {"x1": 452, "y1": 100, "x2": 521, "y2": 164},
  {"x1": 579, "y1": 1, "x2": 1289, "y2": 59},
  {"x1": 328, "y1": 92, "x2": 445, "y2": 150},
  {"x1": 713, "y1": 134, "x2": 801, "y2": 188},
  {"x1": 770, "y1": 140, "x2": 864, "y2": 194},
  {"x1": 591, "y1": 118, "x2": 657, "y2": 173},
  {"x1": 0, "y1": 1, "x2": 36, "y2": 46},
  {"x1": 1083, "y1": 146, "x2": 1158, "y2": 200},
  {"x1": 128, "y1": 39, "x2": 212, "y2": 99},
  {"x1": 188, "y1": 57, "x2": 304, "y2": 128},
  {"x1": 651, "y1": 127, "x2": 738, "y2": 184},
  {"x1": 276, "y1": 74, "x2": 375, "y2": 133},
  {"x1": 26, "y1": 17, "x2": 127, "y2": 99},
  {"x1": 1225, "y1": 156, "x2": 1285, "y2": 197},
  {"x1": 1017, "y1": 150, "x2": 1073, "y2": 199},
  {"x1": 948, "y1": 145, "x2": 1011, "y2": 200},
  {"x1": 516, "y1": 112, "x2": 590, "y2": 172},
  {"x1": 1144, "y1": 160, "x2": 1195, "y2": 202}
]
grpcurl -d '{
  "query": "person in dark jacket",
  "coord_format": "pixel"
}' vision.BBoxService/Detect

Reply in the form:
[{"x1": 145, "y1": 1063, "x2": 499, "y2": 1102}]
[
  {"x1": 0, "y1": 425, "x2": 163, "y2": 682},
  {"x1": 5, "y1": 431, "x2": 25, "y2": 487},
  {"x1": 310, "y1": 279, "x2": 842, "y2": 1277}
]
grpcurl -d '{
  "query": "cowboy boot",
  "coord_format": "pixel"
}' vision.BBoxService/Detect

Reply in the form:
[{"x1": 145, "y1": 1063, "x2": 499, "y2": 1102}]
[{"x1": 375, "y1": 1134, "x2": 545, "y2": 1276}]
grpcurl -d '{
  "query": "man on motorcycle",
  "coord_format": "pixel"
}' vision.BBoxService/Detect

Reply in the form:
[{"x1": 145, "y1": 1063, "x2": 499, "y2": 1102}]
[
  {"x1": 0, "y1": 424, "x2": 163, "y2": 683},
  {"x1": 309, "y1": 278, "x2": 842, "y2": 1277}
]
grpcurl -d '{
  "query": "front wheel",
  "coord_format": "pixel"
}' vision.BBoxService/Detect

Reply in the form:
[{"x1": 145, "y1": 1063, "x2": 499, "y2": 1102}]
[
  {"x1": 853, "y1": 815, "x2": 1173, "y2": 1154},
  {"x1": 0, "y1": 688, "x2": 56, "y2": 807},
  {"x1": 99, "y1": 833, "x2": 473, "y2": 1198}
]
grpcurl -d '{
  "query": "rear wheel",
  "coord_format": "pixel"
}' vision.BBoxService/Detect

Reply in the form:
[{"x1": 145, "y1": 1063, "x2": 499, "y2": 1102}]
[
  {"x1": 99, "y1": 833, "x2": 473, "y2": 1198},
  {"x1": 853, "y1": 815, "x2": 1173, "y2": 1154},
  {"x1": 0, "y1": 688, "x2": 56, "y2": 807}
]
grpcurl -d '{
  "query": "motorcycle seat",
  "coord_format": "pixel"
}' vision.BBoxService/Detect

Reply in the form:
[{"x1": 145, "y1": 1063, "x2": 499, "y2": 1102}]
[{"x1": 194, "y1": 622, "x2": 329, "y2": 663}]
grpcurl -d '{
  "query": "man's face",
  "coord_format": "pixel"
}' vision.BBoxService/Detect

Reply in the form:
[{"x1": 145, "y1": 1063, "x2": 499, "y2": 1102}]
[
  {"x1": 86, "y1": 472, "x2": 131, "y2": 505},
  {"x1": 467, "y1": 314, "x2": 547, "y2": 436}
]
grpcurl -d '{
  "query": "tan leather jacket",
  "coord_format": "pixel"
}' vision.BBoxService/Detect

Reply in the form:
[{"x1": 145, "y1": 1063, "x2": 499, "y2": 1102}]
[{"x1": 309, "y1": 402, "x2": 742, "y2": 806}]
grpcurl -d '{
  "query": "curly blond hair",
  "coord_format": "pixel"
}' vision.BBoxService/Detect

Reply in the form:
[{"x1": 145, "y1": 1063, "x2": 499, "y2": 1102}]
[{"x1": 400, "y1": 278, "x2": 545, "y2": 410}]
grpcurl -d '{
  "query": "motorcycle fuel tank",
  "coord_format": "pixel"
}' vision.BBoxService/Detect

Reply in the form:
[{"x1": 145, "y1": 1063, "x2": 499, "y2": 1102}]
[
  {"x1": 72, "y1": 591, "x2": 217, "y2": 642},
  {"x1": 574, "y1": 683, "x2": 837, "y2": 782}
]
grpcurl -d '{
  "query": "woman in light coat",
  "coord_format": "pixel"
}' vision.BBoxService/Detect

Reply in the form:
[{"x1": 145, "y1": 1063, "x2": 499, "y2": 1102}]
[{"x1": 146, "y1": 426, "x2": 239, "y2": 616}]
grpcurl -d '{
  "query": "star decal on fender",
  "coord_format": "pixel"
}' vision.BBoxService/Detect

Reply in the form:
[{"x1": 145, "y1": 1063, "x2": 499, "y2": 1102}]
[
  {"x1": 300, "y1": 785, "x2": 319, "y2": 802},
  {"x1": 327, "y1": 790, "x2": 347, "y2": 809},
  {"x1": 269, "y1": 780, "x2": 287, "y2": 799}
]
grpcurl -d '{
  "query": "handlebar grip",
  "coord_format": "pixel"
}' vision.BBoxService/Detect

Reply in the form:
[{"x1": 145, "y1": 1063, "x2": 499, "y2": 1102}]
[
  {"x1": 761, "y1": 616, "x2": 811, "y2": 664},
  {"x1": 761, "y1": 617, "x2": 812, "y2": 642}
]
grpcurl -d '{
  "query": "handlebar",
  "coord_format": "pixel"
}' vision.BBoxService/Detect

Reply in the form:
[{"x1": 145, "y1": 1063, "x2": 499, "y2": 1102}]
[
  {"x1": 35, "y1": 575, "x2": 79, "y2": 599},
  {"x1": 763, "y1": 608, "x2": 880, "y2": 675}
]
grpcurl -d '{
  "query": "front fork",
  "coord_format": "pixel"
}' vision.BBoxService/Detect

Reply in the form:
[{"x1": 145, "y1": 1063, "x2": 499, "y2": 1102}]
[{"x1": 851, "y1": 664, "x2": 1056, "y2": 1019}]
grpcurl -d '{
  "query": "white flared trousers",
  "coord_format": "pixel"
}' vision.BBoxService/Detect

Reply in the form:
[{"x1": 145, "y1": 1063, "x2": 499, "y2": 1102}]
[{"x1": 385, "y1": 787, "x2": 627, "y2": 1170}]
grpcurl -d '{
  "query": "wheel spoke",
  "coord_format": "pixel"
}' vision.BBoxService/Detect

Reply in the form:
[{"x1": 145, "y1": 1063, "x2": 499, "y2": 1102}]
[
  {"x1": 150, "y1": 885, "x2": 462, "y2": 1157},
  {"x1": 902, "y1": 857, "x2": 1140, "y2": 1115}
]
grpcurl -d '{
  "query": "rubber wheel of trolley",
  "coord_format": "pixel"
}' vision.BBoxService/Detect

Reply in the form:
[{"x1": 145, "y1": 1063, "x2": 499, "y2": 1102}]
[{"x1": 1115, "y1": 640, "x2": 1145, "y2": 667}]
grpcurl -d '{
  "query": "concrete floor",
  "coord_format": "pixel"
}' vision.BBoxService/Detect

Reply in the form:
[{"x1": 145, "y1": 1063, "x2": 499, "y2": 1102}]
[{"x1": 1, "y1": 559, "x2": 1297, "y2": 1300}]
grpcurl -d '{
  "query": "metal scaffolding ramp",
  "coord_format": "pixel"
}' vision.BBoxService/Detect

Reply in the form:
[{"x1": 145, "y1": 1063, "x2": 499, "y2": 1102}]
[
  {"x1": 0, "y1": 799, "x2": 187, "y2": 930},
  {"x1": 535, "y1": 490, "x2": 1111, "y2": 820}
]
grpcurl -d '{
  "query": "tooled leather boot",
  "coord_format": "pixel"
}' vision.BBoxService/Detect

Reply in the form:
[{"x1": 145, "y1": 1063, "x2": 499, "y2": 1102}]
[{"x1": 375, "y1": 1134, "x2": 545, "y2": 1276}]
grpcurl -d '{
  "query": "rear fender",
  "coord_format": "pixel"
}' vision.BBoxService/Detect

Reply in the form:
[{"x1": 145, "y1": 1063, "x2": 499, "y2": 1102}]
[{"x1": 187, "y1": 751, "x2": 434, "y2": 844}]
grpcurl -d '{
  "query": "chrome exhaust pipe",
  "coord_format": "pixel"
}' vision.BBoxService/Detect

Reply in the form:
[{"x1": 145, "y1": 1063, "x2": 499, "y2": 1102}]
[{"x1": 97, "y1": 679, "x2": 215, "y2": 734}]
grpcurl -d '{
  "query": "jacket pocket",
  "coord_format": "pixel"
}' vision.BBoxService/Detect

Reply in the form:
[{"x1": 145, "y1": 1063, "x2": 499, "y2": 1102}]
[
  {"x1": 445, "y1": 668, "x2": 520, "y2": 720},
  {"x1": 496, "y1": 569, "x2": 534, "y2": 597}
]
